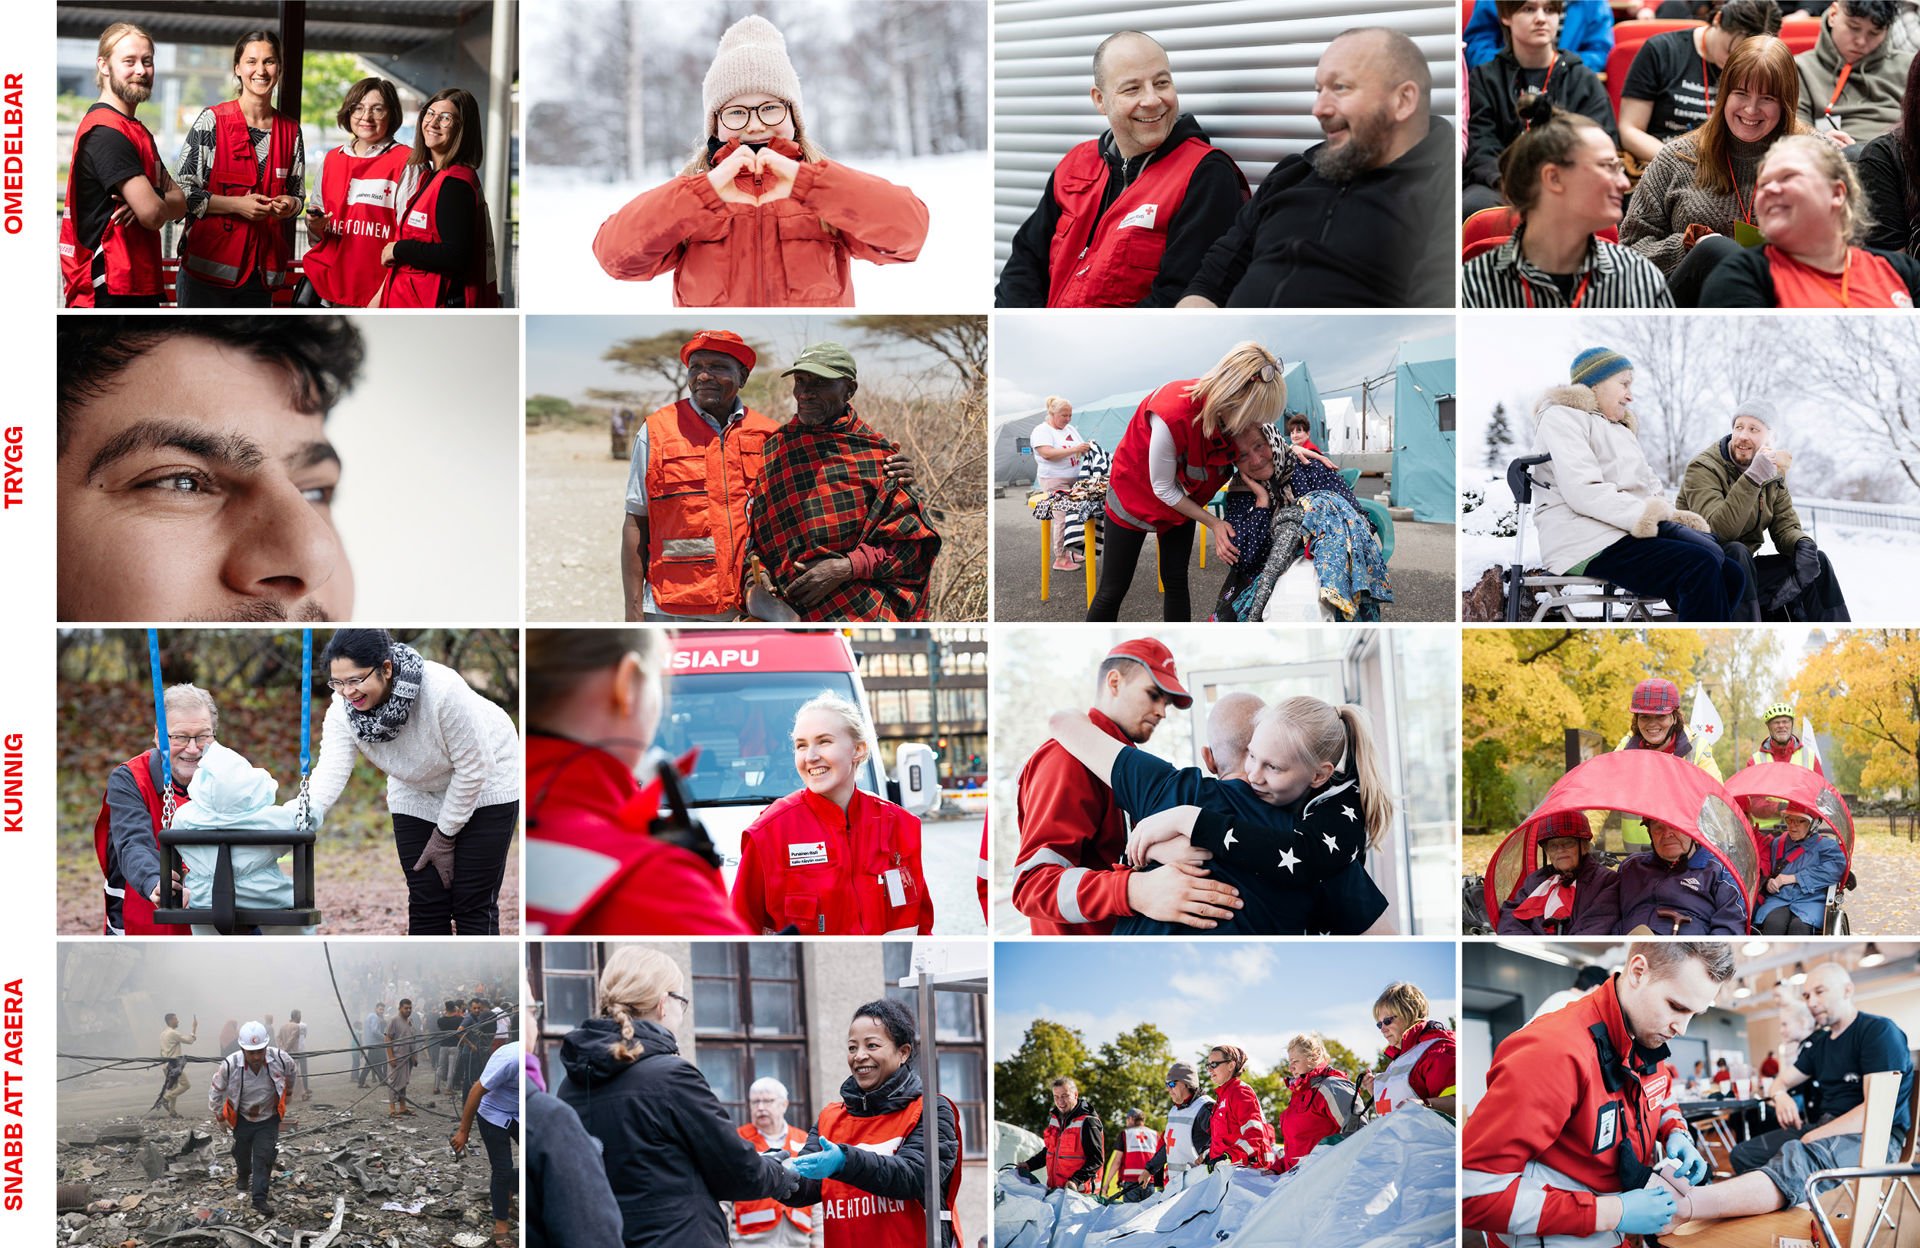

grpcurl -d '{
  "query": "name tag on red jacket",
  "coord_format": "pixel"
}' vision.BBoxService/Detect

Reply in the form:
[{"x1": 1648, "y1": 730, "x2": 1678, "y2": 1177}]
[
  {"x1": 788, "y1": 841, "x2": 828, "y2": 867},
  {"x1": 1594, "y1": 1101, "x2": 1620, "y2": 1153}
]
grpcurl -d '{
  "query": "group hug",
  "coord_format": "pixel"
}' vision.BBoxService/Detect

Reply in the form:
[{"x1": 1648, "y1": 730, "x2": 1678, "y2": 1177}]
[
  {"x1": 66, "y1": 21, "x2": 498, "y2": 309},
  {"x1": 1464, "y1": 0, "x2": 1920, "y2": 308}
]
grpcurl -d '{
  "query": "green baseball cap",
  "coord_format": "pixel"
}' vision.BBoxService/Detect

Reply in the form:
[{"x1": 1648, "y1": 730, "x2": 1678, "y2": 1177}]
[{"x1": 782, "y1": 341, "x2": 858, "y2": 380}]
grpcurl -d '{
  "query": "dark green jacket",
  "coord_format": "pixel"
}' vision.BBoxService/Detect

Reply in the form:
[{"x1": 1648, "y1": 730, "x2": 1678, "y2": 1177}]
[{"x1": 1675, "y1": 437, "x2": 1805, "y2": 556}]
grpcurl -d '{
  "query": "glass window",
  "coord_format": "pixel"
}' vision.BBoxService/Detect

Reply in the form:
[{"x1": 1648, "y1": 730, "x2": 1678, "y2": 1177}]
[
  {"x1": 940, "y1": 1050, "x2": 987, "y2": 1155},
  {"x1": 691, "y1": 945, "x2": 810, "y2": 1128},
  {"x1": 539, "y1": 943, "x2": 601, "y2": 1037}
]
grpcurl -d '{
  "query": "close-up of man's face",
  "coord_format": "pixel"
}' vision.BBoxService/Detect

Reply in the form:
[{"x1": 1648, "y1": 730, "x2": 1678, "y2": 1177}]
[{"x1": 57, "y1": 336, "x2": 355, "y2": 621}]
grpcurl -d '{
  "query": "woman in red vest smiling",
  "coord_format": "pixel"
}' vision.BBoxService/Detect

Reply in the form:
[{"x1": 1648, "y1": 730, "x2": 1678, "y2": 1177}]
[
  {"x1": 1087, "y1": 341, "x2": 1286, "y2": 622},
  {"x1": 788, "y1": 997, "x2": 964, "y2": 1248},
  {"x1": 300, "y1": 77, "x2": 409, "y2": 307},
  {"x1": 379, "y1": 88, "x2": 499, "y2": 307},
  {"x1": 175, "y1": 30, "x2": 304, "y2": 307}
]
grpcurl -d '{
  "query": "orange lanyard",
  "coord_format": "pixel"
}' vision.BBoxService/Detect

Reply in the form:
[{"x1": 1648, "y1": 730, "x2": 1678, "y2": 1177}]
[
  {"x1": 1727, "y1": 157, "x2": 1753, "y2": 225},
  {"x1": 1825, "y1": 62, "x2": 1854, "y2": 119},
  {"x1": 1836, "y1": 248, "x2": 1854, "y2": 307},
  {"x1": 1521, "y1": 271, "x2": 1591, "y2": 308}
]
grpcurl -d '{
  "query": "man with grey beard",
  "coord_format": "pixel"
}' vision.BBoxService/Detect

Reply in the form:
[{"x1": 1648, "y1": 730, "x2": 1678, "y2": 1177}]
[{"x1": 1177, "y1": 27, "x2": 1454, "y2": 308}]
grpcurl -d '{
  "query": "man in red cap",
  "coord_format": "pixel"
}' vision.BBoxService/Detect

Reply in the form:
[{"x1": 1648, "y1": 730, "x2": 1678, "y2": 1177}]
[
  {"x1": 620, "y1": 331, "x2": 914, "y2": 621},
  {"x1": 1011, "y1": 637, "x2": 1240, "y2": 934}
]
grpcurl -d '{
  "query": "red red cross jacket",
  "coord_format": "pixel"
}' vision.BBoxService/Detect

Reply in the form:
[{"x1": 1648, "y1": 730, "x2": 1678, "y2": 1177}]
[
  {"x1": 1463, "y1": 974, "x2": 1687, "y2": 1247},
  {"x1": 1278, "y1": 1065, "x2": 1356, "y2": 1172},
  {"x1": 1011, "y1": 708, "x2": 1134, "y2": 934},
  {"x1": 60, "y1": 106, "x2": 165, "y2": 305},
  {"x1": 523, "y1": 733, "x2": 748, "y2": 936},
  {"x1": 731, "y1": 788, "x2": 933, "y2": 936},
  {"x1": 1209, "y1": 1077, "x2": 1275, "y2": 1168},
  {"x1": 1044, "y1": 136, "x2": 1228, "y2": 307}
]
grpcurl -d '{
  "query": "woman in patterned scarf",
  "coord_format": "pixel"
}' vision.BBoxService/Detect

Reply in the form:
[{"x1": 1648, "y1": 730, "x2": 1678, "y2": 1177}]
[
  {"x1": 307, "y1": 629, "x2": 521, "y2": 934},
  {"x1": 744, "y1": 342, "x2": 941, "y2": 621}
]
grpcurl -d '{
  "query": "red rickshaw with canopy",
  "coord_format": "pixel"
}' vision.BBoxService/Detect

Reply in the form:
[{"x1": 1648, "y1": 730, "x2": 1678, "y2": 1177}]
[
  {"x1": 1482, "y1": 750, "x2": 1763, "y2": 933},
  {"x1": 1723, "y1": 762, "x2": 1856, "y2": 935}
]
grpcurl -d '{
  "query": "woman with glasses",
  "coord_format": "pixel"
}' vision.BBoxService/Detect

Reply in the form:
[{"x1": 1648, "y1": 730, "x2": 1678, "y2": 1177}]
[
  {"x1": 300, "y1": 77, "x2": 408, "y2": 307},
  {"x1": 1362, "y1": 981, "x2": 1457, "y2": 1118},
  {"x1": 377, "y1": 88, "x2": 498, "y2": 307},
  {"x1": 1087, "y1": 341, "x2": 1286, "y2": 621},
  {"x1": 307, "y1": 629, "x2": 520, "y2": 934},
  {"x1": 1462, "y1": 97, "x2": 1673, "y2": 309},
  {"x1": 1202, "y1": 1044, "x2": 1276, "y2": 1170},
  {"x1": 174, "y1": 30, "x2": 304, "y2": 307},
  {"x1": 559, "y1": 947, "x2": 802, "y2": 1248},
  {"x1": 591, "y1": 15, "x2": 929, "y2": 306}
]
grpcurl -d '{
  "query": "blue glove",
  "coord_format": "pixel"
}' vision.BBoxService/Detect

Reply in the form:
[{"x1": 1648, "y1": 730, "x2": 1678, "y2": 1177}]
[
  {"x1": 1664, "y1": 1133, "x2": 1710, "y2": 1185},
  {"x1": 1616, "y1": 1185, "x2": 1678, "y2": 1236},
  {"x1": 789, "y1": 1140, "x2": 845, "y2": 1180}
]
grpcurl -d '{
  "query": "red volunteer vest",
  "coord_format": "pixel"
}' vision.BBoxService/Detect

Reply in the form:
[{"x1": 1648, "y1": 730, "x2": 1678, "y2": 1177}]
[
  {"x1": 300, "y1": 141, "x2": 409, "y2": 305},
  {"x1": 737, "y1": 789, "x2": 926, "y2": 936},
  {"x1": 382, "y1": 164, "x2": 500, "y2": 307},
  {"x1": 642, "y1": 399, "x2": 777, "y2": 615},
  {"x1": 91, "y1": 749, "x2": 191, "y2": 936},
  {"x1": 733, "y1": 1124, "x2": 815, "y2": 1236},
  {"x1": 1105, "y1": 378, "x2": 1237, "y2": 533},
  {"x1": 815, "y1": 1094, "x2": 964, "y2": 1248},
  {"x1": 1120, "y1": 1126, "x2": 1156, "y2": 1181},
  {"x1": 60, "y1": 107, "x2": 165, "y2": 304},
  {"x1": 1045, "y1": 136, "x2": 1223, "y2": 307},
  {"x1": 181, "y1": 100, "x2": 296, "y2": 289},
  {"x1": 1044, "y1": 1108, "x2": 1096, "y2": 1191}
]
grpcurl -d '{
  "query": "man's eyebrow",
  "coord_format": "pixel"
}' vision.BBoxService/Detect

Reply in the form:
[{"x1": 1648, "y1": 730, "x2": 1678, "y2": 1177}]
[
  {"x1": 84, "y1": 419, "x2": 267, "y2": 482},
  {"x1": 288, "y1": 440, "x2": 341, "y2": 473}
]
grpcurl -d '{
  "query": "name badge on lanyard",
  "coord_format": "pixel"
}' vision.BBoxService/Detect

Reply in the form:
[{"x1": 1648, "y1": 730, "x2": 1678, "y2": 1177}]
[
  {"x1": 1594, "y1": 1100, "x2": 1621, "y2": 1153},
  {"x1": 883, "y1": 868, "x2": 907, "y2": 907}
]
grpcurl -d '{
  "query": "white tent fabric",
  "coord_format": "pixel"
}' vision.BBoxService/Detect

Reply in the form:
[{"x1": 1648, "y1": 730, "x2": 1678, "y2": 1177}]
[
  {"x1": 993, "y1": 1107, "x2": 1454, "y2": 1247},
  {"x1": 997, "y1": 1120, "x2": 1045, "y2": 1170}
]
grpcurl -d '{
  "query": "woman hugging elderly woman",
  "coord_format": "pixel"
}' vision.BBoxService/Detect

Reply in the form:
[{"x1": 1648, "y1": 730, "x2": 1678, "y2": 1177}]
[{"x1": 1526, "y1": 347, "x2": 1752, "y2": 622}]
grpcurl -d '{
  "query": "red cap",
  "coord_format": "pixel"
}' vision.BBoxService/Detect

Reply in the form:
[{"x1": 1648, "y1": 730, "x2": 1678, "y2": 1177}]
[
  {"x1": 680, "y1": 330, "x2": 757, "y2": 373},
  {"x1": 1105, "y1": 637, "x2": 1192, "y2": 708}
]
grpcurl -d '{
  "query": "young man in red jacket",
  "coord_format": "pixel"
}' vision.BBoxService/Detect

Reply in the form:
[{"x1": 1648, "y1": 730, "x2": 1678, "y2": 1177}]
[
  {"x1": 1010, "y1": 638, "x2": 1240, "y2": 933},
  {"x1": 1464, "y1": 942, "x2": 1732, "y2": 1246}
]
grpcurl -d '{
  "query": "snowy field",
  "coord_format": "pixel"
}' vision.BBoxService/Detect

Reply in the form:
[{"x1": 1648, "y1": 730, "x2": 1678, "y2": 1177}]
[
  {"x1": 1460, "y1": 468, "x2": 1920, "y2": 621},
  {"x1": 519, "y1": 151, "x2": 994, "y2": 311}
]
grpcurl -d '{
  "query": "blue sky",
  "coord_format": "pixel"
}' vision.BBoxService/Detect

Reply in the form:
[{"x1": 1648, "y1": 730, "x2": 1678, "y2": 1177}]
[{"x1": 994, "y1": 941, "x2": 1457, "y2": 1075}]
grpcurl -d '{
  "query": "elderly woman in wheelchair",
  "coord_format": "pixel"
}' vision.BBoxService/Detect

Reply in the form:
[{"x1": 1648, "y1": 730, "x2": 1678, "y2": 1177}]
[{"x1": 1524, "y1": 346, "x2": 1752, "y2": 621}]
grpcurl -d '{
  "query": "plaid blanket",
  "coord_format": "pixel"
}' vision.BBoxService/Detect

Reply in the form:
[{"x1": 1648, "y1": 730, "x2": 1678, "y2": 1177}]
[
  {"x1": 1028, "y1": 439, "x2": 1109, "y2": 555},
  {"x1": 747, "y1": 406, "x2": 941, "y2": 621}
]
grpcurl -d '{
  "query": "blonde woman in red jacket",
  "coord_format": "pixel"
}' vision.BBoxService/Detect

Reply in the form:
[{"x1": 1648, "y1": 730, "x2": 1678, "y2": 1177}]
[
  {"x1": 591, "y1": 15, "x2": 928, "y2": 307},
  {"x1": 1203, "y1": 1044, "x2": 1276, "y2": 1169}
]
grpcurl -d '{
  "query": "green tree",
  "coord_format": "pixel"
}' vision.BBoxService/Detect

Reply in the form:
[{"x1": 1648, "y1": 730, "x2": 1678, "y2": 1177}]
[
  {"x1": 993, "y1": 1019, "x2": 1091, "y2": 1131},
  {"x1": 301, "y1": 52, "x2": 370, "y2": 131},
  {"x1": 525, "y1": 394, "x2": 575, "y2": 426},
  {"x1": 603, "y1": 330, "x2": 778, "y2": 415},
  {"x1": 1081, "y1": 1023, "x2": 1176, "y2": 1134}
]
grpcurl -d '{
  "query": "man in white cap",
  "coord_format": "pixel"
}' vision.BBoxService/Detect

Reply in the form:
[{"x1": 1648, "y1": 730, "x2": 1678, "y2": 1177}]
[
  {"x1": 208, "y1": 1020, "x2": 296, "y2": 1218},
  {"x1": 1675, "y1": 401, "x2": 1849, "y2": 621}
]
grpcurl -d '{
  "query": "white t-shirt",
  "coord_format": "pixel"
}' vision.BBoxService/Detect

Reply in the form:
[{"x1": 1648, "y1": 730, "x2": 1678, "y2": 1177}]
[{"x1": 1030, "y1": 419, "x2": 1086, "y2": 485}]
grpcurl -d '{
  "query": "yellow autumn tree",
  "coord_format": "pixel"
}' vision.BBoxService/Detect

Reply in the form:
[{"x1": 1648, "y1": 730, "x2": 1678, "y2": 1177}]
[{"x1": 1790, "y1": 630, "x2": 1920, "y2": 799}]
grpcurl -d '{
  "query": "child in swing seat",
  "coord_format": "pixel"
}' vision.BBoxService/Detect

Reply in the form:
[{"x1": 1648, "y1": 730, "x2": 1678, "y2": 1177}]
[
  {"x1": 1045, "y1": 696, "x2": 1394, "y2": 935},
  {"x1": 170, "y1": 741, "x2": 318, "y2": 935}
]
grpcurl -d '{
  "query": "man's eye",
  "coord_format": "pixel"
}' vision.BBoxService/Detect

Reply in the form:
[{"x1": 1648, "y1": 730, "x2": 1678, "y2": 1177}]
[
  {"x1": 302, "y1": 485, "x2": 336, "y2": 505},
  {"x1": 143, "y1": 473, "x2": 212, "y2": 493}
]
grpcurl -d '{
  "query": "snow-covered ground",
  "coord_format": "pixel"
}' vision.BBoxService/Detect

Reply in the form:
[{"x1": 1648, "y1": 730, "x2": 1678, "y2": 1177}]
[
  {"x1": 519, "y1": 151, "x2": 994, "y2": 311},
  {"x1": 1460, "y1": 469, "x2": 1920, "y2": 621}
]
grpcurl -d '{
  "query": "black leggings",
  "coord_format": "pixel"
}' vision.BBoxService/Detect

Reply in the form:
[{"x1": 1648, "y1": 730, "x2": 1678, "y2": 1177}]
[
  {"x1": 391, "y1": 801, "x2": 519, "y2": 936},
  {"x1": 1086, "y1": 520, "x2": 1196, "y2": 621},
  {"x1": 1759, "y1": 906, "x2": 1818, "y2": 935},
  {"x1": 478, "y1": 1114, "x2": 518, "y2": 1220}
]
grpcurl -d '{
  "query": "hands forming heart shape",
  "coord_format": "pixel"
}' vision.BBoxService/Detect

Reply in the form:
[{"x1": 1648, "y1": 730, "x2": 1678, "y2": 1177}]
[{"x1": 708, "y1": 142, "x2": 801, "y2": 206}]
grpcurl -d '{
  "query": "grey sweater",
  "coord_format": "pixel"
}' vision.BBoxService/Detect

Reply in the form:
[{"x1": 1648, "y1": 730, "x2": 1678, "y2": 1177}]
[
  {"x1": 308, "y1": 660, "x2": 519, "y2": 834},
  {"x1": 1620, "y1": 133, "x2": 1770, "y2": 275}
]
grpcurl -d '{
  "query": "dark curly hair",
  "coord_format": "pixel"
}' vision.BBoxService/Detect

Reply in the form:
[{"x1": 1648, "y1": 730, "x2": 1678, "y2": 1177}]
[
  {"x1": 57, "y1": 317, "x2": 365, "y2": 457},
  {"x1": 851, "y1": 997, "x2": 919, "y2": 1056}
]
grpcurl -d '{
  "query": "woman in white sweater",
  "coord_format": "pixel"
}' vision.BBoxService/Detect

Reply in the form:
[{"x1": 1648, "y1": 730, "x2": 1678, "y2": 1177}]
[
  {"x1": 1529, "y1": 347, "x2": 1750, "y2": 621},
  {"x1": 309, "y1": 629, "x2": 520, "y2": 934}
]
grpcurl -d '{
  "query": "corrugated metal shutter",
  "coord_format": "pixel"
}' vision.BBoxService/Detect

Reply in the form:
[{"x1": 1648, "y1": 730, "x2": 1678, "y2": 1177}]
[{"x1": 994, "y1": 0, "x2": 1459, "y2": 266}]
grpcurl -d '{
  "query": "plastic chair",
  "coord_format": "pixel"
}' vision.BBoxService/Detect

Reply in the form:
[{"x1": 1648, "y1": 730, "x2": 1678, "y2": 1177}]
[
  {"x1": 1503, "y1": 454, "x2": 1671, "y2": 622},
  {"x1": 1780, "y1": 15, "x2": 1821, "y2": 56},
  {"x1": 1462, "y1": 206, "x2": 1521, "y2": 257}
]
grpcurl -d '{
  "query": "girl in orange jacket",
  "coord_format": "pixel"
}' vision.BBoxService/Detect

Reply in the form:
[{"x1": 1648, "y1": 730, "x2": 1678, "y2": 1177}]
[
  {"x1": 590, "y1": 15, "x2": 928, "y2": 307},
  {"x1": 731, "y1": 692, "x2": 934, "y2": 935}
]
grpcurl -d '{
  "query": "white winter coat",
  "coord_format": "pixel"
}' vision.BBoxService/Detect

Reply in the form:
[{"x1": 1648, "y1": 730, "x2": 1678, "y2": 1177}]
[{"x1": 1528, "y1": 384, "x2": 1705, "y2": 573}]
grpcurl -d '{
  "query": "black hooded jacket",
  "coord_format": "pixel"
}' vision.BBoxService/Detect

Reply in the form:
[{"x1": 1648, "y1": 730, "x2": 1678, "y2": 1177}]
[
  {"x1": 558, "y1": 1017, "x2": 798, "y2": 1248},
  {"x1": 995, "y1": 112, "x2": 1247, "y2": 308},
  {"x1": 1184, "y1": 116, "x2": 1455, "y2": 308},
  {"x1": 789, "y1": 1060, "x2": 962, "y2": 1247}
]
